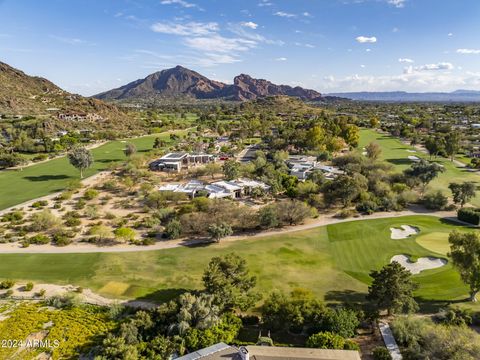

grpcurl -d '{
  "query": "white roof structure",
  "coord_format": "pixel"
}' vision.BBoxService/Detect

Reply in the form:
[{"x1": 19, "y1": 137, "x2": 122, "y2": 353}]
[
  {"x1": 212, "y1": 181, "x2": 242, "y2": 192},
  {"x1": 231, "y1": 178, "x2": 270, "y2": 190}
]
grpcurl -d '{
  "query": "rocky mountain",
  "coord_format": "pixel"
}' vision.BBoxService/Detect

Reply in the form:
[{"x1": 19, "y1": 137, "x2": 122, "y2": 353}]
[
  {"x1": 327, "y1": 90, "x2": 480, "y2": 102},
  {"x1": 94, "y1": 66, "x2": 323, "y2": 102},
  {"x1": 0, "y1": 61, "x2": 128, "y2": 124}
]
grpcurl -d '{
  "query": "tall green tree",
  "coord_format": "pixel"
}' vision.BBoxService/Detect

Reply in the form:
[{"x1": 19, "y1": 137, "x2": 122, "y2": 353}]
[
  {"x1": 404, "y1": 159, "x2": 444, "y2": 193},
  {"x1": 68, "y1": 146, "x2": 93, "y2": 178},
  {"x1": 367, "y1": 262, "x2": 419, "y2": 315},
  {"x1": 222, "y1": 160, "x2": 240, "y2": 180},
  {"x1": 445, "y1": 131, "x2": 462, "y2": 161},
  {"x1": 449, "y1": 182, "x2": 476, "y2": 207},
  {"x1": 448, "y1": 230, "x2": 480, "y2": 302},
  {"x1": 202, "y1": 253, "x2": 259, "y2": 311}
]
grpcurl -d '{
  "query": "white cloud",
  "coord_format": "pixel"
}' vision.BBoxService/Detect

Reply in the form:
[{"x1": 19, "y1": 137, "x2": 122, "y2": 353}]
[
  {"x1": 184, "y1": 35, "x2": 256, "y2": 53},
  {"x1": 50, "y1": 35, "x2": 95, "y2": 46},
  {"x1": 258, "y1": 0, "x2": 273, "y2": 7},
  {"x1": 275, "y1": 57, "x2": 287, "y2": 61},
  {"x1": 457, "y1": 48, "x2": 480, "y2": 54},
  {"x1": 404, "y1": 62, "x2": 454, "y2": 73},
  {"x1": 274, "y1": 11, "x2": 296, "y2": 18},
  {"x1": 366, "y1": 48, "x2": 371, "y2": 52},
  {"x1": 356, "y1": 36, "x2": 377, "y2": 43},
  {"x1": 160, "y1": 0, "x2": 203, "y2": 10},
  {"x1": 240, "y1": 21, "x2": 258, "y2": 29},
  {"x1": 294, "y1": 42, "x2": 315, "y2": 48},
  {"x1": 321, "y1": 70, "x2": 480, "y2": 93},
  {"x1": 388, "y1": 0, "x2": 405, "y2": 8},
  {"x1": 398, "y1": 58, "x2": 414, "y2": 63},
  {"x1": 303, "y1": 12, "x2": 312, "y2": 17},
  {"x1": 448, "y1": 32, "x2": 454, "y2": 37},
  {"x1": 151, "y1": 21, "x2": 218, "y2": 36},
  {"x1": 360, "y1": 64, "x2": 366, "y2": 68}
]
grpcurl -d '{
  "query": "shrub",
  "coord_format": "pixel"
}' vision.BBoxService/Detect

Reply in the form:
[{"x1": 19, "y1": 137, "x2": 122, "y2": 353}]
[
  {"x1": 458, "y1": 208, "x2": 480, "y2": 225},
  {"x1": 46, "y1": 293, "x2": 81, "y2": 309},
  {"x1": 0, "y1": 280, "x2": 15, "y2": 289},
  {"x1": 114, "y1": 227, "x2": 136, "y2": 242},
  {"x1": 372, "y1": 347, "x2": 392, "y2": 360},
  {"x1": 164, "y1": 220, "x2": 182, "y2": 239},
  {"x1": 75, "y1": 198, "x2": 86, "y2": 210},
  {"x1": 52, "y1": 232, "x2": 73, "y2": 246},
  {"x1": 1, "y1": 210, "x2": 24, "y2": 223},
  {"x1": 306, "y1": 331, "x2": 345, "y2": 349},
  {"x1": 57, "y1": 191, "x2": 73, "y2": 201},
  {"x1": 319, "y1": 308, "x2": 360, "y2": 338},
  {"x1": 37, "y1": 289, "x2": 46, "y2": 298},
  {"x1": 84, "y1": 188, "x2": 99, "y2": 200},
  {"x1": 343, "y1": 339, "x2": 360, "y2": 351},
  {"x1": 30, "y1": 210, "x2": 60, "y2": 232},
  {"x1": 31, "y1": 200, "x2": 48, "y2": 209},
  {"x1": 423, "y1": 191, "x2": 448, "y2": 210},
  {"x1": 28, "y1": 234, "x2": 50, "y2": 245},
  {"x1": 356, "y1": 200, "x2": 378, "y2": 214},
  {"x1": 24, "y1": 282, "x2": 34, "y2": 291},
  {"x1": 335, "y1": 209, "x2": 356, "y2": 219}
]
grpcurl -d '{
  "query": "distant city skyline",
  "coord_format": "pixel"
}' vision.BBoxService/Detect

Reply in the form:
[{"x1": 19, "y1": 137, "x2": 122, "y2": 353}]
[{"x1": 1, "y1": 0, "x2": 480, "y2": 95}]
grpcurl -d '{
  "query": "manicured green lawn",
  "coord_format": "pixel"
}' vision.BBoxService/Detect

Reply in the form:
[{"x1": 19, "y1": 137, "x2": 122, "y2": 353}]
[
  {"x1": 359, "y1": 129, "x2": 480, "y2": 206},
  {"x1": 327, "y1": 215, "x2": 469, "y2": 302},
  {"x1": 0, "y1": 215, "x2": 473, "y2": 307},
  {"x1": 0, "y1": 131, "x2": 182, "y2": 210}
]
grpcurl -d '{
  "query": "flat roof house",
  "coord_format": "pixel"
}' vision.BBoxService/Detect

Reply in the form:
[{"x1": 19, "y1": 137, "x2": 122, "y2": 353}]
[
  {"x1": 175, "y1": 343, "x2": 361, "y2": 360},
  {"x1": 158, "y1": 178, "x2": 270, "y2": 199},
  {"x1": 150, "y1": 152, "x2": 215, "y2": 172}
]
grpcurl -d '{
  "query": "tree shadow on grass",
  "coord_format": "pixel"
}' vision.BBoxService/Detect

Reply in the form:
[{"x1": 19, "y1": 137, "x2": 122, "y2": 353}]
[
  {"x1": 133, "y1": 288, "x2": 189, "y2": 303},
  {"x1": 439, "y1": 217, "x2": 477, "y2": 228},
  {"x1": 324, "y1": 289, "x2": 367, "y2": 304},
  {"x1": 416, "y1": 297, "x2": 469, "y2": 314},
  {"x1": 96, "y1": 159, "x2": 121, "y2": 164},
  {"x1": 387, "y1": 158, "x2": 412, "y2": 166},
  {"x1": 24, "y1": 174, "x2": 70, "y2": 182}
]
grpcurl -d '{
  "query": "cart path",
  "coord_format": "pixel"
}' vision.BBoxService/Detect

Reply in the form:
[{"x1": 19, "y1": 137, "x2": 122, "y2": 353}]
[{"x1": 0, "y1": 207, "x2": 459, "y2": 254}]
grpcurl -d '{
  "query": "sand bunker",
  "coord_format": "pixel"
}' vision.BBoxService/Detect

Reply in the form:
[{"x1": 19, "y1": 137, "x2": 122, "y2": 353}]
[
  {"x1": 406, "y1": 149, "x2": 417, "y2": 153},
  {"x1": 390, "y1": 225, "x2": 419, "y2": 239},
  {"x1": 391, "y1": 254, "x2": 447, "y2": 274},
  {"x1": 408, "y1": 155, "x2": 420, "y2": 162}
]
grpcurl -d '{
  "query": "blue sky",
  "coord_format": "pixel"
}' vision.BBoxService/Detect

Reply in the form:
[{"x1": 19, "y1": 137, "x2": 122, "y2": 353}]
[{"x1": 1, "y1": 0, "x2": 480, "y2": 95}]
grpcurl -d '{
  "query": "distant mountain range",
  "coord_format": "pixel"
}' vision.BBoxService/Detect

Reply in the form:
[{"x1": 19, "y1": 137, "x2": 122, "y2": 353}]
[
  {"x1": 94, "y1": 66, "x2": 324, "y2": 102},
  {"x1": 327, "y1": 90, "x2": 480, "y2": 102}
]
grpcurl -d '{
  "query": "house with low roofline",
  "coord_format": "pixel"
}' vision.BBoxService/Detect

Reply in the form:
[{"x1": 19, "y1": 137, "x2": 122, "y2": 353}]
[
  {"x1": 158, "y1": 178, "x2": 269, "y2": 199},
  {"x1": 150, "y1": 152, "x2": 215, "y2": 172},
  {"x1": 174, "y1": 343, "x2": 361, "y2": 360}
]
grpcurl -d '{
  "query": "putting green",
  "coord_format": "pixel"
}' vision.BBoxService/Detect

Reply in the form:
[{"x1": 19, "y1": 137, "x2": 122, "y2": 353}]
[{"x1": 416, "y1": 232, "x2": 450, "y2": 255}]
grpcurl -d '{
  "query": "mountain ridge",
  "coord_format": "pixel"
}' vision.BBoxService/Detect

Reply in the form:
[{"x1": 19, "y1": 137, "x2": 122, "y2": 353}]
[{"x1": 94, "y1": 65, "x2": 323, "y2": 102}]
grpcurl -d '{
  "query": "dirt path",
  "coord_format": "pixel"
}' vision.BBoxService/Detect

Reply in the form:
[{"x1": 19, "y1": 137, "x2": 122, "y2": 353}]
[
  {"x1": 1, "y1": 282, "x2": 156, "y2": 309},
  {"x1": 0, "y1": 207, "x2": 458, "y2": 254}
]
